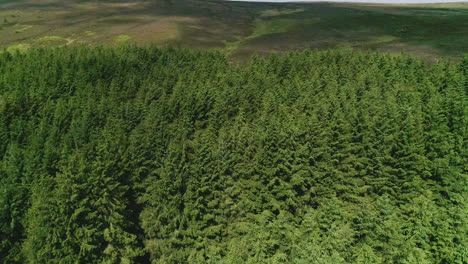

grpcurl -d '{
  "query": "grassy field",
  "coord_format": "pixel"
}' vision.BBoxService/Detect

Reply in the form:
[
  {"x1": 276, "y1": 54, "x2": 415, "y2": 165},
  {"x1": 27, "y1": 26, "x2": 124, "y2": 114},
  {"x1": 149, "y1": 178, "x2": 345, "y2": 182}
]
[{"x1": 0, "y1": 0, "x2": 467, "y2": 61}]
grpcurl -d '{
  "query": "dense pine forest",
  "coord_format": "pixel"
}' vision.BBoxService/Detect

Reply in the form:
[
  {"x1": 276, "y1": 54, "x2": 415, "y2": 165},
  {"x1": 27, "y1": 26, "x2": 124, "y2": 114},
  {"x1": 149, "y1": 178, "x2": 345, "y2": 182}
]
[{"x1": 0, "y1": 46, "x2": 466, "y2": 263}]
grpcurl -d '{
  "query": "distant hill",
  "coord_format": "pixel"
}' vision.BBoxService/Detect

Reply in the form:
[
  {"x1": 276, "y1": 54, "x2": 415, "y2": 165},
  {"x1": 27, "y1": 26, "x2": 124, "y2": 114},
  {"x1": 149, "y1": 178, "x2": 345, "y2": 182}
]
[{"x1": 0, "y1": 0, "x2": 467, "y2": 60}]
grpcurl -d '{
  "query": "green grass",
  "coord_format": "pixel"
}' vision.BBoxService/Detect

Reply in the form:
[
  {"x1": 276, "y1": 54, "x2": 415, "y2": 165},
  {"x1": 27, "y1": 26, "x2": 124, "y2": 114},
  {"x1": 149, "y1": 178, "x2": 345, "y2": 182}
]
[
  {"x1": 15, "y1": 25, "x2": 31, "y2": 33},
  {"x1": 252, "y1": 18, "x2": 318, "y2": 39},
  {"x1": 4, "y1": 43, "x2": 30, "y2": 53},
  {"x1": 35, "y1": 36, "x2": 68, "y2": 46},
  {"x1": 36, "y1": 36, "x2": 65, "y2": 42},
  {"x1": 115, "y1": 34, "x2": 131, "y2": 44},
  {"x1": 222, "y1": 17, "x2": 318, "y2": 56},
  {"x1": 260, "y1": 8, "x2": 305, "y2": 17}
]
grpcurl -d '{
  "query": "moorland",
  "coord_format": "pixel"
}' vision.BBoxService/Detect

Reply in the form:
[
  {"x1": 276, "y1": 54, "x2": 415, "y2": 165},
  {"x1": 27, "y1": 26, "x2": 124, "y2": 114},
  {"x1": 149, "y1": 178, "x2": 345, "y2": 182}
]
[{"x1": 1, "y1": 0, "x2": 467, "y2": 61}]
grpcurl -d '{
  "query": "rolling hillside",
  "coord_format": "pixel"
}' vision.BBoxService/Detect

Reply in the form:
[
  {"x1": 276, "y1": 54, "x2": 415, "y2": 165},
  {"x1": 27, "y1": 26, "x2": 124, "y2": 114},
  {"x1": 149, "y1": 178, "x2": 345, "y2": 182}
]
[{"x1": 0, "y1": 0, "x2": 467, "y2": 61}]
